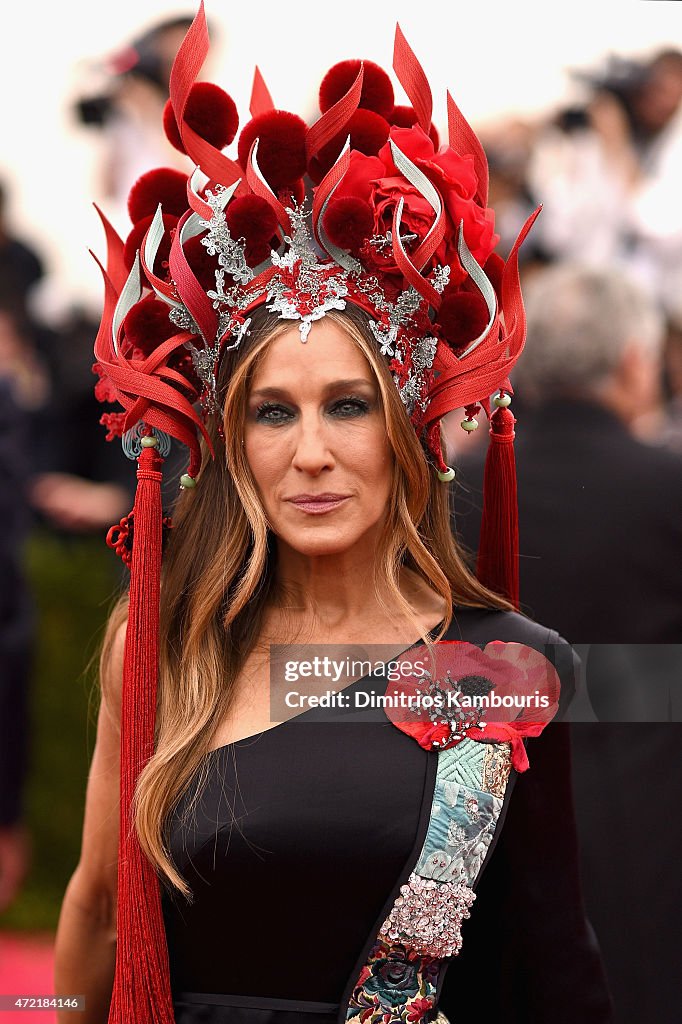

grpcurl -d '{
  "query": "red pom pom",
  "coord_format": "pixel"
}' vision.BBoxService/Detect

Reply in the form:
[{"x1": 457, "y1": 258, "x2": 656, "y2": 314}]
[
  {"x1": 226, "y1": 195, "x2": 279, "y2": 267},
  {"x1": 183, "y1": 234, "x2": 220, "y2": 292},
  {"x1": 483, "y1": 252, "x2": 504, "y2": 300},
  {"x1": 127, "y1": 167, "x2": 188, "y2": 224},
  {"x1": 345, "y1": 109, "x2": 389, "y2": 155},
  {"x1": 163, "y1": 100, "x2": 182, "y2": 151},
  {"x1": 123, "y1": 294, "x2": 177, "y2": 358},
  {"x1": 163, "y1": 82, "x2": 239, "y2": 154},
  {"x1": 390, "y1": 105, "x2": 440, "y2": 147},
  {"x1": 226, "y1": 195, "x2": 278, "y2": 242},
  {"x1": 238, "y1": 111, "x2": 307, "y2": 191},
  {"x1": 437, "y1": 290, "x2": 490, "y2": 352},
  {"x1": 123, "y1": 213, "x2": 178, "y2": 273},
  {"x1": 319, "y1": 60, "x2": 394, "y2": 119},
  {"x1": 311, "y1": 109, "x2": 390, "y2": 182},
  {"x1": 324, "y1": 197, "x2": 373, "y2": 253}
]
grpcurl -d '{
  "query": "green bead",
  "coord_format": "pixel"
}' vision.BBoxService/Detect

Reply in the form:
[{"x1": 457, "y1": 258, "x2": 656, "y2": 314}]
[
  {"x1": 437, "y1": 466, "x2": 456, "y2": 482},
  {"x1": 461, "y1": 417, "x2": 479, "y2": 432},
  {"x1": 140, "y1": 435, "x2": 159, "y2": 448},
  {"x1": 494, "y1": 393, "x2": 512, "y2": 408},
  {"x1": 180, "y1": 473, "x2": 197, "y2": 490}
]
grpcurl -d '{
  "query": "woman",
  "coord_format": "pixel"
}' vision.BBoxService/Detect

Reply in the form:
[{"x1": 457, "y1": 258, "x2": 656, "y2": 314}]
[{"x1": 55, "y1": 8, "x2": 613, "y2": 1023}]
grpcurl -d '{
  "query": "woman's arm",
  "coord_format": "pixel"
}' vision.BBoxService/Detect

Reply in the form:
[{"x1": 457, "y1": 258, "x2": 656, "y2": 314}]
[{"x1": 54, "y1": 621, "x2": 125, "y2": 1024}]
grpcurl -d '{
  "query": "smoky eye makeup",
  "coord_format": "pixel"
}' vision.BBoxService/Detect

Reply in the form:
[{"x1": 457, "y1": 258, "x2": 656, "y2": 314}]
[
  {"x1": 326, "y1": 394, "x2": 373, "y2": 417},
  {"x1": 250, "y1": 396, "x2": 373, "y2": 425},
  {"x1": 252, "y1": 401, "x2": 296, "y2": 425}
]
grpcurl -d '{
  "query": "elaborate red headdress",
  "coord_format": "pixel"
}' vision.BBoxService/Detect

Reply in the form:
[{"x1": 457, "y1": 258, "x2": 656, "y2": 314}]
[{"x1": 91, "y1": 5, "x2": 539, "y2": 1021}]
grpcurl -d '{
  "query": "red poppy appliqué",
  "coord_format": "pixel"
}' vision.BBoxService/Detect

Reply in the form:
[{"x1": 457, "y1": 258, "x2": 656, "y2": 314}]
[{"x1": 384, "y1": 641, "x2": 561, "y2": 772}]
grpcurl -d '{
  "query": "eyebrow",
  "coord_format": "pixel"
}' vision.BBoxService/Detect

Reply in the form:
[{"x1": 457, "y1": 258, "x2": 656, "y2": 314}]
[{"x1": 249, "y1": 378, "x2": 376, "y2": 400}]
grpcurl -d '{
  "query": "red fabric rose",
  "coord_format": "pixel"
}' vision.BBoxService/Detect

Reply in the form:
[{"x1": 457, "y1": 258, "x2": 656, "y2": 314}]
[{"x1": 335, "y1": 125, "x2": 499, "y2": 274}]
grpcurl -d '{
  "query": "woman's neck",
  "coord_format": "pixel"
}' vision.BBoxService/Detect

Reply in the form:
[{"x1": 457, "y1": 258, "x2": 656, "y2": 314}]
[{"x1": 266, "y1": 540, "x2": 447, "y2": 644}]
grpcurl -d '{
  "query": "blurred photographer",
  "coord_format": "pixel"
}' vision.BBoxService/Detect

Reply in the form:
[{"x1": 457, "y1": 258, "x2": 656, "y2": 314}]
[
  {"x1": 74, "y1": 16, "x2": 200, "y2": 230},
  {"x1": 527, "y1": 50, "x2": 682, "y2": 276}
]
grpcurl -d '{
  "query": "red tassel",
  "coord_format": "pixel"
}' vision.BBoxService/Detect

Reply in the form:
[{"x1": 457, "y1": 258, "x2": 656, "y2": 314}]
[
  {"x1": 476, "y1": 407, "x2": 519, "y2": 609},
  {"x1": 109, "y1": 444, "x2": 175, "y2": 1024}
]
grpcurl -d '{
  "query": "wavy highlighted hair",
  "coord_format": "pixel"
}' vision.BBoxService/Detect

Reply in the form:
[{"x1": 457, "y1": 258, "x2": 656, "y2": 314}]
[{"x1": 100, "y1": 304, "x2": 512, "y2": 897}]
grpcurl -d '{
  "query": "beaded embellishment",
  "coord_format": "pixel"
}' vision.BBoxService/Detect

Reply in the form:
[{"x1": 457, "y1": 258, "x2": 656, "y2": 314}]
[{"x1": 379, "y1": 875, "x2": 476, "y2": 958}]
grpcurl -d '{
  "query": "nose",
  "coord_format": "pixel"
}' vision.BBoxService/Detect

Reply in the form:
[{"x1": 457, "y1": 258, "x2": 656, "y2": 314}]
[{"x1": 291, "y1": 412, "x2": 336, "y2": 476}]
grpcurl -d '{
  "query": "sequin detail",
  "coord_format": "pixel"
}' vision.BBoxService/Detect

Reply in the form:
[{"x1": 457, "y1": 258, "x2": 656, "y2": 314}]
[{"x1": 379, "y1": 874, "x2": 476, "y2": 958}]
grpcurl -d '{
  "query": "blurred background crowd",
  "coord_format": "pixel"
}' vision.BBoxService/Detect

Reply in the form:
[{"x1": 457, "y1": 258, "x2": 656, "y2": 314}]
[{"x1": 0, "y1": 4, "x2": 680, "y2": 1023}]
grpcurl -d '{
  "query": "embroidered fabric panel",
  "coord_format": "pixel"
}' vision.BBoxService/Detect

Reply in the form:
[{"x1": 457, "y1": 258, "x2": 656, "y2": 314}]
[
  {"x1": 415, "y1": 741, "x2": 508, "y2": 887},
  {"x1": 345, "y1": 936, "x2": 441, "y2": 1023},
  {"x1": 345, "y1": 741, "x2": 513, "y2": 1022},
  {"x1": 376, "y1": 741, "x2": 511, "y2": 962}
]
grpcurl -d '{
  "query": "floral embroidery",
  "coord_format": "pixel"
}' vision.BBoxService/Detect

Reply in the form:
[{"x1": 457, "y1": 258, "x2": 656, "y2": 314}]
[
  {"x1": 417, "y1": 740, "x2": 510, "y2": 884},
  {"x1": 346, "y1": 937, "x2": 440, "y2": 1023}
]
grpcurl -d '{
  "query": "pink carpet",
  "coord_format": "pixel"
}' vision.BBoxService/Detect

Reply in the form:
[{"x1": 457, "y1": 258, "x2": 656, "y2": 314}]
[{"x1": 0, "y1": 933, "x2": 56, "y2": 1022}]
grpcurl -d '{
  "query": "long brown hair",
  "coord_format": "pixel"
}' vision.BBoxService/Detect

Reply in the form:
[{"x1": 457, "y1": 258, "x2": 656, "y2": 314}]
[{"x1": 100, "y1": 304, "x2": 512, "y2": 897}]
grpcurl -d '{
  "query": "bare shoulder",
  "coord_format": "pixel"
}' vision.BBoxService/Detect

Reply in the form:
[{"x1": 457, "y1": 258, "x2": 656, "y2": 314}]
[{"x1": 100, "y1": 617, "x2": 128, "y2": 734}]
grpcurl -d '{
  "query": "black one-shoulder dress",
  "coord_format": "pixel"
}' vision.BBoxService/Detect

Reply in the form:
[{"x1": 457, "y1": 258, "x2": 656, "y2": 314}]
[{"x1": 161, "y1": 609, "x2": 614, "y2": 1024}]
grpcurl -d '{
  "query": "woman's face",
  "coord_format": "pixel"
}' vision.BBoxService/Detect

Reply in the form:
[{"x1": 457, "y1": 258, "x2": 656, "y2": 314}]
[{"x1": 244, "y1": 318, "x2": 394, "y2": 558}]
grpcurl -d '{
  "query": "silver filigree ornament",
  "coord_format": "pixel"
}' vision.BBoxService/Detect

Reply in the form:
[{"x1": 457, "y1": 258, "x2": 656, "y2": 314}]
[
  {"x1": 369, "y1": 228, "x2": 419, "y2": 251},
  {"x1": 187, "y1": 342, "x2": 221, "y2": 415},
  {"x1": 352, "y1": 273, "x2": 391, "y2": 314},
  {"x1": 266, "y1": 203, "x2": 350, "y2": 341},
  {"x1": 368, "y1": 285, "x2": 423, "y2": 360},
  {"x1": 167, "y1": 298, "x2": 226, "y2": 415},
  {"x1": 184, "y1": 316, "x2": 252, "y2": 417},
  {"x1": 169, "y1": 304, "x2": 200, "y2": 336},
  {"x1": 170, "y1": 189, "x2": 261, "y2": 414},
  {"x1": 394, "y1": 334, "x2": 438, "y2": 416},
  {"x1": 200, "y1": 187, "x2": 255, "y2": 287},
  {"x1": 379, "y1": 872, "x2": 476, "y2": 958},
  {"x1": 431, "y1": 264, "x2": 451, "y2": 295}
]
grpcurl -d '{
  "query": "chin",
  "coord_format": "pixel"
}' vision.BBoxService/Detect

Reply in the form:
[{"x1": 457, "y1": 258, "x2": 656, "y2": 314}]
[
  {"x1": 280, "y1": 531, "x2": 362, "y2": 557},
  {"x1": 274, "y1": 516, "x2": 379, "y2": 558}
]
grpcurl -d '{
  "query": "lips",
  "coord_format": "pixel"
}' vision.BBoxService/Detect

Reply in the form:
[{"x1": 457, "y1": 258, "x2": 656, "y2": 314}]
[{"x1": 286, "y1": 493, "x2": 351, "y2": 514}]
